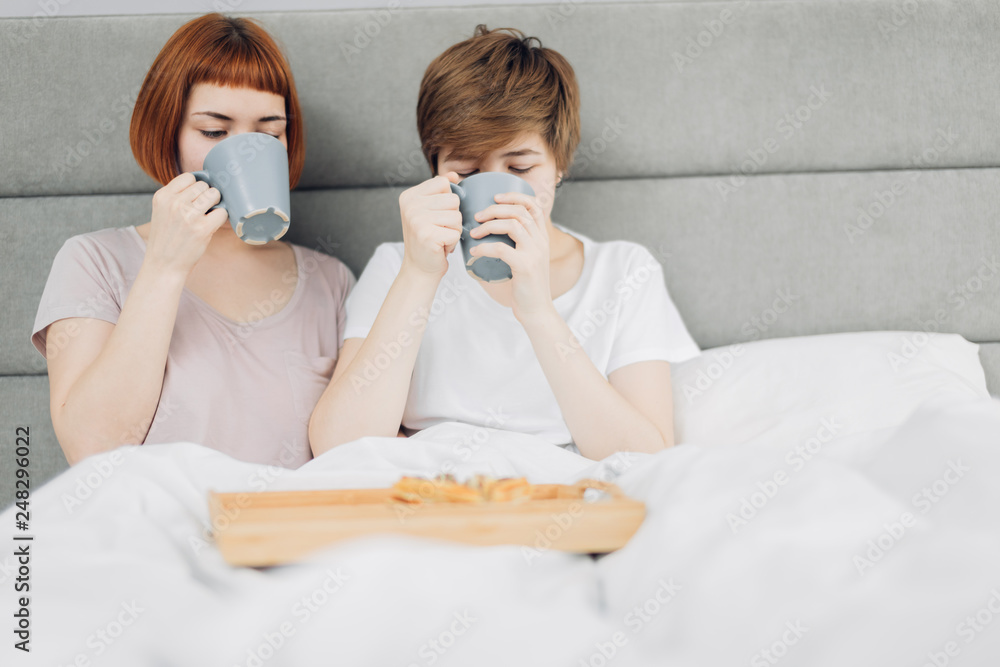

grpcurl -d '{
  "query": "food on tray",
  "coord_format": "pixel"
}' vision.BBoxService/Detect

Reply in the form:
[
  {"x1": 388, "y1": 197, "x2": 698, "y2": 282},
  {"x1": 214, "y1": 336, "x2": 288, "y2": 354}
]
[{"x1": 390, "y1": 473, "x2": 532, "y2": 504}]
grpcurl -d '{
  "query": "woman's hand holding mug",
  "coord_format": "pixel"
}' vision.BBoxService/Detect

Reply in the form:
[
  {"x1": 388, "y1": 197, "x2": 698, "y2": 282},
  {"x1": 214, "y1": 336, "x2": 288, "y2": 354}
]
[
  {"x1": 398, "y1": 172, "x2": 463, "y2": 279},
  {"x1": 144, "y1": 172, "x2": 229, "y2": 277}
]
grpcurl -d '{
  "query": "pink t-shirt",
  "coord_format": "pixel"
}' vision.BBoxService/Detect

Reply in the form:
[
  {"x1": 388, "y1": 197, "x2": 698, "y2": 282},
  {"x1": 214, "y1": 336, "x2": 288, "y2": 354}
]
[{"x1": 31, "y1": 226, "x2": 355, "y2": 468}]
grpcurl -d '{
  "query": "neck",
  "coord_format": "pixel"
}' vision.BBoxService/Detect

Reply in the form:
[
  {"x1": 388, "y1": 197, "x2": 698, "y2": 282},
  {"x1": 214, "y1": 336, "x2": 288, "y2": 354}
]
[
  {"x1": 547, "y1": 220, "x2": 574, "y2": 260},
  {"x1": 204, "y1": 224, "x2": 259, "y2": 258}
]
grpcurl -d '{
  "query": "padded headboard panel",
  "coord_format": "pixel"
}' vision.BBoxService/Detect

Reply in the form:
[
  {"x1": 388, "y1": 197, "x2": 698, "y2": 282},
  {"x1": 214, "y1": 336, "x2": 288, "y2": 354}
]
[{"x1": 2, "y1": 0, "x2": 998, "y2": 505}]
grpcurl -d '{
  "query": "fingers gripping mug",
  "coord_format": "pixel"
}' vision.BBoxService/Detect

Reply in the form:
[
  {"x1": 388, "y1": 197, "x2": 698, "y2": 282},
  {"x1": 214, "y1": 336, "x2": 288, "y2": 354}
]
[
  {"x1": 191, "y1": 132, "x2": 291, "y2": 245},
  {"x1": 450, "y1": 172, "x2": 535, "y2": 282}
]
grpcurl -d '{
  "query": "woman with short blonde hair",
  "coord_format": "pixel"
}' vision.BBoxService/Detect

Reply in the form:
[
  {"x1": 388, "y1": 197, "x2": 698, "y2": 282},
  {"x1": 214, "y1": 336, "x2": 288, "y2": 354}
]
[{"x1": 310, "y1": 26, "x2": 699, "y2": 460}]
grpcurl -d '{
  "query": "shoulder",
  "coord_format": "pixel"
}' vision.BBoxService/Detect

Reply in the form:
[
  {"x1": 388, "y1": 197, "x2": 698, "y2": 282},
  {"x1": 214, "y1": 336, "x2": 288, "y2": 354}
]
[
  {"x1": 292, "y1": 242, "x2": 354, "y2": 276},
  {"x1": 358, "y1": 242, "x2": 405, "y2": 276},
  {"x1": 594, "y1": 240, "x2": 660, "y2": 268},
  {"x1": 557, "y1": 225, "x2": 663, "y2": 275},
  {"x1": 368, "y1": 241, "x2": 405, "y2": 265},
  {"x1": 290, "y1": 243, "x2": 357, "y2": 298},
  {"x1": 57, "y1": 226, "x2": 141, "y2": 261},
  {"x1": 50, "y1": 226, "x2": 142, "y2": 285}
]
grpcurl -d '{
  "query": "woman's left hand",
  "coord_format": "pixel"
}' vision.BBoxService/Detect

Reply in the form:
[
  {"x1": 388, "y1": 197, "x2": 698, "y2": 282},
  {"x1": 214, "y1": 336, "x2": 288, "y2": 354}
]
[{"x1": 468, "y1": 192, "x2": 554, "y2": 324}]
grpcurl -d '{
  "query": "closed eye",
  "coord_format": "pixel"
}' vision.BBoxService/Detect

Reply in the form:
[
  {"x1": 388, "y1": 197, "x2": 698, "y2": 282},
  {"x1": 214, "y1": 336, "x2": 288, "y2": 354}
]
[{"x1": 200, "y1": 130, "x2": 226, "y2": 139}]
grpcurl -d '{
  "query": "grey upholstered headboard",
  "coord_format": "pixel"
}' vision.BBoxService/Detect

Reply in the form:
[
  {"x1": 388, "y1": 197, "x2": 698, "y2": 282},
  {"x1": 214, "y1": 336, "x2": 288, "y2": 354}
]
[{"x1": 2, "y1": 0, "x2": 998, "y2": 507}]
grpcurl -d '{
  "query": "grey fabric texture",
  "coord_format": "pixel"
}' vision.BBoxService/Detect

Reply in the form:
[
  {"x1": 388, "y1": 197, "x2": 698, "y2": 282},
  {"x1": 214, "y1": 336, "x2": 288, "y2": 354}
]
[
  {"x1": 980, "y1": 344, "x2": 1000, "y2": 397},
  {"x1": 5, "y1": 168, "x2": 999, "y2": 375},
  {"x1": 2, "y1": 0, "x2": 999, "y2": 509},
  {"x1": 3, "y1": 1, "x2": 1000, "y2": 196},
  {"x1": 0, "y1": 195, "x2": 153, "y2": 375},
  {"x1": 0, "y1": 376, "x2": 63, "y2": 506}
]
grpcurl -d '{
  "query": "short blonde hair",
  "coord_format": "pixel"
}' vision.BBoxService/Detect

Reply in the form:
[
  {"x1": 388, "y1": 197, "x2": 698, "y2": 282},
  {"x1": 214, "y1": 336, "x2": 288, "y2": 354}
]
[{"x1": 417, "y1": 25, "x2": 581, "y2": 175}]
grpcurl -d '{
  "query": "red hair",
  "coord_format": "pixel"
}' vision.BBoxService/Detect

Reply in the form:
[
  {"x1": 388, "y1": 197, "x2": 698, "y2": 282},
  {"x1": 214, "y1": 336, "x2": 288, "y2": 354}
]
[{"x1": 130, "y1": 13, "x2": 305, "y2": 187}]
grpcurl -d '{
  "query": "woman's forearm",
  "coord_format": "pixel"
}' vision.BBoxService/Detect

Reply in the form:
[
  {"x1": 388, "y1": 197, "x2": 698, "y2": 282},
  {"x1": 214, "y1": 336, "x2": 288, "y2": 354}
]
[
  {"x1": 521, "y1": 309, "x2": 670, "y2": 460},
  {"x1": 309, "y1": 265, "x2": 442, "y2": 456},
  {"x1": 52, "y1": 263, "x2": 185, "y2": 464}
]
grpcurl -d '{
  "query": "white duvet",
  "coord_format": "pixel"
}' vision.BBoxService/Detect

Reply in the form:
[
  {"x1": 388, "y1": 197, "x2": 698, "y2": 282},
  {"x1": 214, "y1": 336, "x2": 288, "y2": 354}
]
[{"x1": 5, "y1": 395, "x2": 1000, "y2": 667}]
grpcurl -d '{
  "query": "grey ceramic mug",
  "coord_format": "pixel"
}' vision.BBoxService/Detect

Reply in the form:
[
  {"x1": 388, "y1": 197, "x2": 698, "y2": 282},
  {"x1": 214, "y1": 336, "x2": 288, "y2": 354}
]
[
  {"x1": 191, "y1": 132, "x2": 291, "y2": 245},
  {"x1": 450, "y1": 172, "x2": 535, "y2": 282}
]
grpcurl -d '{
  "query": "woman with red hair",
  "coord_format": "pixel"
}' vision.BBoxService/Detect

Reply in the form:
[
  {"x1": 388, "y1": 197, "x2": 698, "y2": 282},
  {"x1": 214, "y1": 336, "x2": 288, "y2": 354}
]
[{"x1": 31, "y1": 14, "x2": 353, "y2": 467}]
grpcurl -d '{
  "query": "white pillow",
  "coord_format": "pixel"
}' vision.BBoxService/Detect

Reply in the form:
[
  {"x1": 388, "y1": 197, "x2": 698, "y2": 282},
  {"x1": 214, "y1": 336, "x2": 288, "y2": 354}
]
[{"x1": 671, "y1": 331, "x2": 991, "y2": 446}]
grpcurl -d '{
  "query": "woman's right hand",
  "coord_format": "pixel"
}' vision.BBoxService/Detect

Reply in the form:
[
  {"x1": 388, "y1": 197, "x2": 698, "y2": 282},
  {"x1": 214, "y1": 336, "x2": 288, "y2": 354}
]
[
  {"x1": 398, "y1": 172, "x2": 463, "y2": 278},
  {"x1": 143, "y1": 172, "x2": 229, "y2": 276}
]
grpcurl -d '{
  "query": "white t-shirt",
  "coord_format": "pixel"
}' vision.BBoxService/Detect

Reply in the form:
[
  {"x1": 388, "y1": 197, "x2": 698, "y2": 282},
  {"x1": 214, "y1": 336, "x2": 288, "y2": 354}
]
[{"x1": 343, "y1": 224, "x2": 701, "y2": 446}]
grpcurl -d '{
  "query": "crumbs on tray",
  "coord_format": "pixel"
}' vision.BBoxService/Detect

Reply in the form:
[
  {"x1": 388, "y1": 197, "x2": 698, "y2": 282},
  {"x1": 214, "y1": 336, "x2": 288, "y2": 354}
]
[{"x1": 390, "y1": 474, "x2": 532, "y2": 504}]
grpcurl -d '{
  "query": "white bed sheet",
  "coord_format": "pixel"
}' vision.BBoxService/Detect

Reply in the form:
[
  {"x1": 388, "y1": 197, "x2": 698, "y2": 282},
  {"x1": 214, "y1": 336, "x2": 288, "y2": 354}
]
[{"x1": 4, "y1": 398, "x2": 1000, "y2": 666}]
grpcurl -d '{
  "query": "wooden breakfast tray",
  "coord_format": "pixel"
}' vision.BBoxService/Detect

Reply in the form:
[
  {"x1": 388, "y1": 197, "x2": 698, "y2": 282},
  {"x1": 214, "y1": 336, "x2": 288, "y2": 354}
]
[{"x1": 208, "y1": 479, "x2": 645, "y2": 567}]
